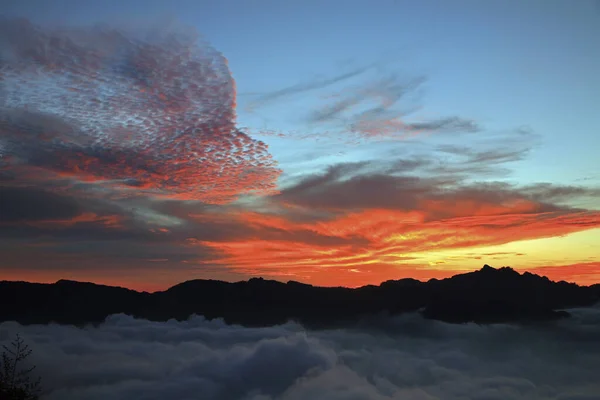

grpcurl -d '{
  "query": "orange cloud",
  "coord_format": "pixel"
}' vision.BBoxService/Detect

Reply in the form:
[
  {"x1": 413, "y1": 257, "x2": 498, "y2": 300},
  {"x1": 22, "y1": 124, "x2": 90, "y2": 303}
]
[
  {"x1": 176, "y1": 162, "x2": 600, "y2": 286},
  {"x1": 194, "y1": 204, "x2": 600, "y2": 286}
]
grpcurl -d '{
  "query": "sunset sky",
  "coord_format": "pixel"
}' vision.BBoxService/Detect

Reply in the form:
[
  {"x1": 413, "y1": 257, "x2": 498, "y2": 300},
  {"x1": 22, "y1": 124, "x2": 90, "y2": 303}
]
[{"x1": 1, "y1": 0, "x2": 599, "y2": 291}]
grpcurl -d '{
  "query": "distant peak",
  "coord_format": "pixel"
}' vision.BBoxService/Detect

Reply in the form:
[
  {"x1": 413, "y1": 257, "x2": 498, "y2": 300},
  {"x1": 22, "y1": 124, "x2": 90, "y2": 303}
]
[
  {"x1": 476, "y1": 265, "x2": 520, "y2": 279},
  {"x1": 56, "y1": 279, "x2": 80, "y2": 284}
]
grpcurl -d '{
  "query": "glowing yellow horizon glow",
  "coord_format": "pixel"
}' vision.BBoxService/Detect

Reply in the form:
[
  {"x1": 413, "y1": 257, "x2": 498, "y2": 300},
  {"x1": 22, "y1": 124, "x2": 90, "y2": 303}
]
[{"x1": 400, "y1": 228, "x2": 600, "y2": 284}]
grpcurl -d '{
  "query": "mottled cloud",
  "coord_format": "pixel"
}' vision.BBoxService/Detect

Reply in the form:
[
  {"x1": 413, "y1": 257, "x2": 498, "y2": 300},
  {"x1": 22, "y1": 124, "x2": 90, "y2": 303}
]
[
  {"x1": 2, "y1": 307, "x2": 600, "y2": 399},
  {"x1": 0, "y1": 18, "x2": 281, "y2": 204}
]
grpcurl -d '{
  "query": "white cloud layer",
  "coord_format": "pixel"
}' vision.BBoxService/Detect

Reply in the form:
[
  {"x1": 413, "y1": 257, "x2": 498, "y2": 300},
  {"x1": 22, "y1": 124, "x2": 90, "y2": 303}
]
[{"x1": 1, "y1": 307, "x2": 600, "y2": 400}]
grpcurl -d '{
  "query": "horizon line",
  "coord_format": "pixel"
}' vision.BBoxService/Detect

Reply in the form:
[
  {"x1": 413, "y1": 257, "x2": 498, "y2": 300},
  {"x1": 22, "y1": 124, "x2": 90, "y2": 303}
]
[{"x1": 2, "y1": 264, "x2": 598, "y2": 294}]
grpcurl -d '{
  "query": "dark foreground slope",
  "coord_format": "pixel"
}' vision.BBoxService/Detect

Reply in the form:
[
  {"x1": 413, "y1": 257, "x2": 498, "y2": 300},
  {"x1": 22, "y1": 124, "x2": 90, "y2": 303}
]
[{"x1": 1, "y1": 265, "x2": 599, "y2": 327}]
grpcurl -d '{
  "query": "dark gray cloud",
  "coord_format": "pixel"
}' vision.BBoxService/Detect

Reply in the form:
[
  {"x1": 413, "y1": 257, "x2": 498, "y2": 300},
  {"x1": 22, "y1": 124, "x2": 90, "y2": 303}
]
[
  {"x1": 521, "y1": 183, "x2": 600, "y2": 203},
  {"x1": 278, "y1": 169, "x2": 439, "y2": 212},
  {"x1": 0, "y1": 187, "x2": 81, "y2": 223},
  {"x1": 275, "y1": 158, "x2": 598, "y2": 217},
  {"x1": 2, "y1": 307, "x2": 600, "y2": 399}
]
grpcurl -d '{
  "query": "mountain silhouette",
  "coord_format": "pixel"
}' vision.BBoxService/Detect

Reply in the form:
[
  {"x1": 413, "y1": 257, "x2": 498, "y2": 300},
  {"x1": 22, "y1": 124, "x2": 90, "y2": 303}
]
[{"x1": 1, "y1": 265, "x2": 599, "y2": 328}]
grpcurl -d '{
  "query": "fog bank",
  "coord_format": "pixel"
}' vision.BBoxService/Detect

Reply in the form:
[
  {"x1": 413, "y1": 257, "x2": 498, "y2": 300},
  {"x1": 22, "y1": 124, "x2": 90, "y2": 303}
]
[{"x1": 1, "y1": 307, "x2": 599, "y2": 400}]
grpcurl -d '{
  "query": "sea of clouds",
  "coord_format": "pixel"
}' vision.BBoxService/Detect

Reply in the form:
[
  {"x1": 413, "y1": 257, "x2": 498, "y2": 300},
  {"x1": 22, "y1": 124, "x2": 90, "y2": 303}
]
[{"x1": 1, "y1": 307, "x2": 600, "y2": 400}]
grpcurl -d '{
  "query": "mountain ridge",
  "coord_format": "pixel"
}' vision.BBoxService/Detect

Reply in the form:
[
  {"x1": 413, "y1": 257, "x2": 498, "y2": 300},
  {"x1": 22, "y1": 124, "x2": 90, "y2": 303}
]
[{"x1": 1, "y1": 265, "x2": 599, "y2": 328}]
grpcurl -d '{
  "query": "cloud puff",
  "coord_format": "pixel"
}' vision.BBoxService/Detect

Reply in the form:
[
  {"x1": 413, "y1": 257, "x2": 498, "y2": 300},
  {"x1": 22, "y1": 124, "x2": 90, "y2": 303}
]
[
  {"x1": 0, "y1": 18, "x2": 281, "y2": 204},
  {"x1": 2, "y1": 307, "x2": 600, "y2": 399}
]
